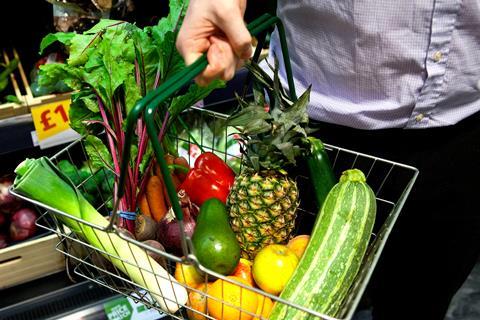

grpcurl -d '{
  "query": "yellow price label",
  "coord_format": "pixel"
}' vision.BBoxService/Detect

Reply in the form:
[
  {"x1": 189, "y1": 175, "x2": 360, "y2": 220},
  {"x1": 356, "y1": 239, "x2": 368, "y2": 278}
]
[{"x1": 31, "y1": 99, "x2": 72, "y2": 141}]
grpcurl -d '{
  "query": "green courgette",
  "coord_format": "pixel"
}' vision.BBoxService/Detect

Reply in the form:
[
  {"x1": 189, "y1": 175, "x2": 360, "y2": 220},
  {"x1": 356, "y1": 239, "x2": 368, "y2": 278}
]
[
  {"x1": 306, "y1": 137, "x2": 336, "y2": 210},
  {"x1": 269, "y1": 169, "x2": 376, "y2": 319}
]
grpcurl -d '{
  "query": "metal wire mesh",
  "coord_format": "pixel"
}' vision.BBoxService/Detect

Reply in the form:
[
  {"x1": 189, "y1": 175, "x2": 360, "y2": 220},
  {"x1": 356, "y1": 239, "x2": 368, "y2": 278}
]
[{"x1": 17, "y1": 107, "x2": 418, "y2": 320}]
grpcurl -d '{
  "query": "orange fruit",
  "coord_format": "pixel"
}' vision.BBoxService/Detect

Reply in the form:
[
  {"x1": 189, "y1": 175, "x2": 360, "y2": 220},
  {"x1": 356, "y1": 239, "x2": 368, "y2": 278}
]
[
  {"x1": 253, "y1": 294, "x2": 273, "y2": 320},
  {"x1": 287, "y1": 235, "x2": 310, "y2": 259},
  {"x1": 174, "y1": 262, "x2": 204, "y2": 288},
  {"x1": 252, "y1": 244, "x2": 299, "y2": 295},
  {"x1": 208, "y1": 276, "x2": 258, "y2": 320},
  {"x1": 230, "y1": 258, "x2": 254, "y2": 286},
  {"x1": 187, "y1": 283, "x2": 212, "y2": 320}
]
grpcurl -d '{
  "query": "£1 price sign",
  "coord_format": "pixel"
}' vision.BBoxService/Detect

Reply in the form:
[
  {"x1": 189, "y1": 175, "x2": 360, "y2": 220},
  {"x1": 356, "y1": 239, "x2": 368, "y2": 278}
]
[{"x1": 31, "y1": 99, "x2": 72, "y2": 141}]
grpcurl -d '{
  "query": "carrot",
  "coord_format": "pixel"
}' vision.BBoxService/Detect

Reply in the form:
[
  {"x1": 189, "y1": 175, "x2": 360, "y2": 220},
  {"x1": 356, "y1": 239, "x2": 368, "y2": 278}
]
[
  {"x1": 174, "y1": 156, "x2": 190, "y2": 182},
  {"x1": 146, "y1": 175, "x2": 168, "y2": 222},
  {"x1": 154, "y1": 161, "x2": 161, "y2": 178},
  {"x1": 138, "y1": 194, "x2": 151, "y2": 218}
]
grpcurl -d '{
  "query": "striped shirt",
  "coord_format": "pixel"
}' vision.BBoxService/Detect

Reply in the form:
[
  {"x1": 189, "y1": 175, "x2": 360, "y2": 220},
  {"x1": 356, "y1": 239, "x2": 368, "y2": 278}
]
[{"x1": 268, "y1": 0, "x2": 480, "y2": 129}]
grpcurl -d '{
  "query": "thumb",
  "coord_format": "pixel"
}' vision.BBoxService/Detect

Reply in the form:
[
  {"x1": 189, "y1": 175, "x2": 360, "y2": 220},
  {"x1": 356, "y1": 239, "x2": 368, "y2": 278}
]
[{"x1": 217, "y1": 14, "x2": 252, "y2": 59}]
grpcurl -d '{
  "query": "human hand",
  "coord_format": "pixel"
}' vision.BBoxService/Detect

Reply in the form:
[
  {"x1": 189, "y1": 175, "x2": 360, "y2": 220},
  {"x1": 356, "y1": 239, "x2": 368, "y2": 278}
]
[{"x1": 176, "y1": 0, "x2": 252, "y2": 86}]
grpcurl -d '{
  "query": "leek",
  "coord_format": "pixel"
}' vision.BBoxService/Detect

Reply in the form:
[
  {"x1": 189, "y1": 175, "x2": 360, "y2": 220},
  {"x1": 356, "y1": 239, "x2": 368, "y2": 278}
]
[{"x1": 14, "y1": 157, "x2": 187, "y2": 313}]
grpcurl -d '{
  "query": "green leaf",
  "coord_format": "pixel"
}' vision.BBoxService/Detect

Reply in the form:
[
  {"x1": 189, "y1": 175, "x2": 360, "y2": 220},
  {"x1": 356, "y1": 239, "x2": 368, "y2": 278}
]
[
  {"x1": 84, "y1": 49, "x2": 103, "y2": 71},
  {"x1": 37, "y1": 63, "x2": 83, "y2": 90},
  {"x1": 84, "y1": 135, "x2": 113, "y2": 170},
  {"x1": 124, "y1": 76, "x2": 142, "y2": 114},
  {"x1": 227, "y1": 105, "x2": 272, "y2": 127},
  {"x1": 130, "y1": 144, "x2": 138, "y2": 168},
  {"x1": 84, "y1": 19, "x2": 126, "y2": 34},
  {"x1": 69, "y1": 91, "x2": 102, "y2": 135},
  {"x1": 39, "y1": 32, "x2": 75, "y2": 54},
  {"x1": 68, "y1": 34, "x2": 96, "y2": 66},
  {"x1": 169, "y1": 80, "x2": 224, "y2": 122},
  {"x1": 0, "y1": 59, "x2": 18, "y2": 91},
  {"x1": 80, "y1": 95, "x2": 99, "y2": 113},
  {"x1": 5, "y1": 95, "x2": 20, "y2": 103},
  {"x1": 0, "y1": 78, "x2": 7, "y2": 92},
  {"x1": 140, "y1": 142, "x2": 153, "y2": 174},
  {"x1": 157, "y1": 0, "x2": 188, "y2": 36}
]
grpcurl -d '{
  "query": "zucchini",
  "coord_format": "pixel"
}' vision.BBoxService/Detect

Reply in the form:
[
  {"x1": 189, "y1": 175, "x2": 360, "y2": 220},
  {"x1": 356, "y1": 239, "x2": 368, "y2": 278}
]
[
  {"x1": 306, "y1": 137, "x2": 336, "y2": 210},
  {"x1": 269, "y1": 169, "x2": 376, "y2": 319}
]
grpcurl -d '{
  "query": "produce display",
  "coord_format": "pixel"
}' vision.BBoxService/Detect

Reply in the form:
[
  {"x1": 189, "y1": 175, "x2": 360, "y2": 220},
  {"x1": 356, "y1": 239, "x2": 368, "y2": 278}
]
[
  {"x1": 8, "y1": 3, "x2": 380, "y2": 319},
  {"x1": 0, "y1": 176, "x2": 39, "y2": 248}
]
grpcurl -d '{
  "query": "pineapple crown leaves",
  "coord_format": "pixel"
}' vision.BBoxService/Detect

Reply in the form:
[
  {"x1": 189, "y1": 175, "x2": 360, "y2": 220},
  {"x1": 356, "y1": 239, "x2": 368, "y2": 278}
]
[{"x1": 228, "y1": 60, "x2": 312, "y2": 172}]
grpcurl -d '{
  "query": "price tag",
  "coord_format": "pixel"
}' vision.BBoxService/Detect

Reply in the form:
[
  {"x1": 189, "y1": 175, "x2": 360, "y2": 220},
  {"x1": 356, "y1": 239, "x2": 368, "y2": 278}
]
[
  {"x1": 31, "y1": 99, "x2": 72, "y2": 141},
  {"x1": 103, "y1": 294, "x2": 165, "y2": 320}
]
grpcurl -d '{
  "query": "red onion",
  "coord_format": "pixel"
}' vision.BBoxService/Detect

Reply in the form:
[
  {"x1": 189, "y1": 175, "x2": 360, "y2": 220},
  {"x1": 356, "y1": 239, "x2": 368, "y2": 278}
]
[
  {"x1": 0, "y1": 178, "x2": 22, "y2": 214},
  {"x1": 157, "y1": 208, "x2": 195, "y2": 256},
  {"x1": 9, "y1": 208, "x2": 37, "y2": 241},
  {"x1": 0, "y1": 212, "x2": 6, "y2": 228},
  {"x1": 143, "y1": 240, "x2": 167, "y2": 268},
  {"x1": 0, "y1": 233, "x2": 7, "y2": 249}
]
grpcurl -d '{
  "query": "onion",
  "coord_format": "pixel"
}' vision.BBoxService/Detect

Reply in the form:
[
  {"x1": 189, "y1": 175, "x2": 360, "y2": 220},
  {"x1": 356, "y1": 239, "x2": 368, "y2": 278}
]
[
  {"x1": 143, "y1": 240, "x2": 167, "y2": 269},
  {"x1": 0, "y1": 233, "x2": 7, "y2": 249},
  {"x1": 157, "y1": 190, "x2": 196, "y2": 256},
  {"x1": 0, "y1": 212, "x2": 6, "y2": 228},
  {"x1": 9, "y1": 208, "x2": 37, "y2": 241},
  {"x1": 0, "y1": 178, "x2": 22, "y2": 214}
]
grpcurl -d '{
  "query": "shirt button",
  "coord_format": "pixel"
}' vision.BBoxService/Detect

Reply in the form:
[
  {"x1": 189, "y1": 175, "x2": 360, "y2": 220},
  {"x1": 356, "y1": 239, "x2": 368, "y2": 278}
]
[
  {"x1": 433, "y1": 51, "x2": 443, "y2": 62},
  {"x1": 415, "y1": 113, "x2": 424, "y2": 122}
]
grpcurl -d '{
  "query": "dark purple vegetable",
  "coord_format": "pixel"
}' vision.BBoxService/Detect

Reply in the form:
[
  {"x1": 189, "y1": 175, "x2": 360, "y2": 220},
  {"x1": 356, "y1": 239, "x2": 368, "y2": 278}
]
[
  {"x1": 0, "y1": 212, "x2": 6, "y2": 228},
  {"x1": 117, "y1": 227, "x2": 135, "y2": 240},
  {"x1": 157, "y1": 208, "x2": 195, "y2": 257},
  {"x1": 143, "y1": 240, "x2": 167, "y2": 268},
  {"x1": 0, "y1": 178, "x2": 22, "y2": 214},
  {"x1": 0, "y1": 233, "x2": 7, "y2": 249},
  {"x1": 9, "y1": 208, "x2": 37, "y2": 241}
]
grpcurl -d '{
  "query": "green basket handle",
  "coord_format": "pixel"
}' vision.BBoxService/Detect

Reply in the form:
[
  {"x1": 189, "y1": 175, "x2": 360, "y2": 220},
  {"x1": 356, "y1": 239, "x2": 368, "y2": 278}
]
[{"x1": 111, "y1": 14, "x2": 295, "y2": 254}]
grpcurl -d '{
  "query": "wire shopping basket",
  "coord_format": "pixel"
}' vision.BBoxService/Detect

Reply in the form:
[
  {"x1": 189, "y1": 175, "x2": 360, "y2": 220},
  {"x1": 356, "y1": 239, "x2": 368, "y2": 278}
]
[{"x1": 11, "y1": 14, "x2": 418, "y2": 320}]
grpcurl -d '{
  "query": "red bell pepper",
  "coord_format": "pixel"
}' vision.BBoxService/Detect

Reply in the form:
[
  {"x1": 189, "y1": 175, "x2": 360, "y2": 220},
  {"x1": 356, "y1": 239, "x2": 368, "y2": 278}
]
[{"x1": 180, "y1": 152, "x2": 235, "y2": 206}]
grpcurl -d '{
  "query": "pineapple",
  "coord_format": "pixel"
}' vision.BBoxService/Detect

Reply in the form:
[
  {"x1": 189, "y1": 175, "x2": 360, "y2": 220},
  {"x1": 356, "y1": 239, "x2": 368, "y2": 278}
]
[{"x1": 226, "y1": 60, "x2": 312, "y2": 259}]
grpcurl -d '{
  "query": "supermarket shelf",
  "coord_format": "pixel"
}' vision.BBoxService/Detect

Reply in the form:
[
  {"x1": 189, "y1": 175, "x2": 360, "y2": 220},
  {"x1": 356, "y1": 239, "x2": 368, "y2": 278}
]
[
  {"x1": 0, "y1": 274, "x2": 117, "y2": 320},
  {"x1": 0, "y1": 114, "x2": 35, "y2": 155}
]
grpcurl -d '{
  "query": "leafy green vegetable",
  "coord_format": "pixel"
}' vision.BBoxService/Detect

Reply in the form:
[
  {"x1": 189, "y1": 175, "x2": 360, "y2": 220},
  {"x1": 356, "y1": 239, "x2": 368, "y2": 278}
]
[
  {"x1": 0, "y1": 59, "x2": 18, "y2": 93},
  {"x1": 169, "y1": 79, "x2": 225, "y2": 124},
  {"x1": 36, "y1": 0, "x2": 223, "y2": 218},
  {"x1": 39, "y1": 32, "x2": 75, "y2": 54},
  {"x1": 5, "y1": 95, "x2": 20, "y2": 103},
  {"x1": 13, "y1": 157, "x2": 187, "y2": 312},
  {"x1": 84, "y1": 19, "x2": 126, "y2": 34},
  {"x1": 57, "y1": 160, "x2": 81, "y2": 185},
  {"x1": 84, "y1": 135, "x2": 113, "y2": 170},
  {"x1": 37, "y1": 63, "x2": 83, "y2": 90}
]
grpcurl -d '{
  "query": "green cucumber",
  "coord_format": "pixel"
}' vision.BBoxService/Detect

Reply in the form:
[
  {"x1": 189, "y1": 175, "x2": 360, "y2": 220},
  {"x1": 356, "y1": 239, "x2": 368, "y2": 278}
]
[
  {"x1": 306, "y1": 137, "x2": 336, "y2": 210},
  {"x1": 269, "y1": 169, "x2": 376, "y2": 319}
]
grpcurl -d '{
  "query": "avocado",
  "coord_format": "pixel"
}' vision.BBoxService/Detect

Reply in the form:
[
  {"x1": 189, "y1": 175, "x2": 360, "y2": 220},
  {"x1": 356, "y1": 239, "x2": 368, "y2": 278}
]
[{"x1": 192, "y1": 198, "x2": 240, "y2": 275}]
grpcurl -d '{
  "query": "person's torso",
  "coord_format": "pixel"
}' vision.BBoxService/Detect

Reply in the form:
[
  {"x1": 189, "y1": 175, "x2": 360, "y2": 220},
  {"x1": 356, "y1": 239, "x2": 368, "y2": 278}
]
[{"x1": 269, "y1": 0, "x2": 480, "y2": 129}]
